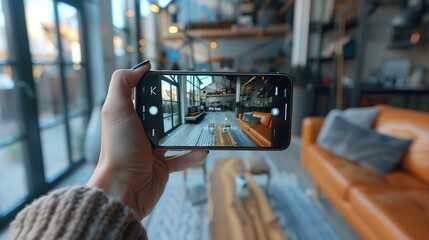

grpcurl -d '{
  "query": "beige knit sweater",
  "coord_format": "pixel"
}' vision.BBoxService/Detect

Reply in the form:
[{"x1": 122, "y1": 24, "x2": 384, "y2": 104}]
[{"x1": 9, "y1": 186, "x2": 147, "y2": 240}]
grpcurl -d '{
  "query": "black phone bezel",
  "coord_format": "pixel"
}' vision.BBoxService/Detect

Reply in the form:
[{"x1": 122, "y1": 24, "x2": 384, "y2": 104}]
[{"x1": 135, "y1": 70, "x2": 293, "y2": 151}]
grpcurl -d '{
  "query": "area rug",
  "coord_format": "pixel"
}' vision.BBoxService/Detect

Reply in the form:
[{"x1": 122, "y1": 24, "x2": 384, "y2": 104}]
[
  {"x1": 268, "y1": 173, "x2": 341, "y2": 240},
  {"x1": 196, "y1": 127, "x2": 256, "y2": 147},
  {"x1": 142, "y1": 172, "x2": 341, "y2": 240}
]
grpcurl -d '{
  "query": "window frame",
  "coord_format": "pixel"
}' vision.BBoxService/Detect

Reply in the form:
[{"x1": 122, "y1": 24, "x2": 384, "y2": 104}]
[{"x1": 0, "y1": 0, "x2": 92, "y2": 228}]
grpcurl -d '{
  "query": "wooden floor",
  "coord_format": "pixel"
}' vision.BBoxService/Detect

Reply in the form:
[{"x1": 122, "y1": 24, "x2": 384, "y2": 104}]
[{"x1": 159, "y1": 111, "x2": 251, "y2": 146}]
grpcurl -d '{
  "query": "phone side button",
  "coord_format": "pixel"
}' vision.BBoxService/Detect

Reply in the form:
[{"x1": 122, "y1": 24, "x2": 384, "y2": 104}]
[{"x1": 284, "y1": 103, "x2": 288, "y2": 121}]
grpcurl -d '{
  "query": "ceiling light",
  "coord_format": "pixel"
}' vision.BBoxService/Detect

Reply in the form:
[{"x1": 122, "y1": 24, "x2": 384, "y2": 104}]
[
  {"x1": 126, "y1": 10, "x2": 135, "y2": 18},
  {"x1": 150, "y1": 4, "x2": 160, "y2": 13},
  {"x1": 127, "y1": 45, "x2": 133, "y2": 52},
  {"x1": 210, "y1": 41, "x2": 217, "y2": 49},
  {"x1": 168, "y1": 25, "x2": 179, "y2": 34}
]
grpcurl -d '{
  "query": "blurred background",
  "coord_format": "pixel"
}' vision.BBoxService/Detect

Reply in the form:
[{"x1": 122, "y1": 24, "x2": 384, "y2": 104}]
[{"x1": 0, "y1": 0, "x2": 429, "y2": 238}]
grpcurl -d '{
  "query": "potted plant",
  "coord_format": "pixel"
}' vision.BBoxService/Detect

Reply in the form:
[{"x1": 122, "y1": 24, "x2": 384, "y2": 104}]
[{"x1": 288, "y1": 64, "x2": 315, "y2": 135}]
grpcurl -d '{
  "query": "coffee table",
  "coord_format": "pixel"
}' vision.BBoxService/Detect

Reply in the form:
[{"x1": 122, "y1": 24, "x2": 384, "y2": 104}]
[
  {"x1": 207, "y1": 158, "x2": 286, "y2": 240},
  {"x1": 215, "y1": 124, "x2": 237, "y2": 147}
]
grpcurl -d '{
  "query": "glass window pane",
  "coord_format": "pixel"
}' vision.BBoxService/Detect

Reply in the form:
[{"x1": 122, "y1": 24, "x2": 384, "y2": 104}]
[
  {"x1": 163, "y1": 116, "x2": 172, "y2": 132},
  {"x1": 0, "y1": 2, "x2": 9, "y2": 60},
  {"x1": 41, "y1": 124, "x2": 69, "y2": 181},
  {"x1": 0, "y1": 141, "x2": 28, "y2": 214},
  {"x1": 65, "y1": 65, "x2": 87, "y2": 115},
  {"x1": 172, "y1": 85, "x2": 178, "y2": 101},
  {"x1": 69, "y1": 116, "x2": 85, "y2": 162},
  {"x1": 58, "y1": 3, "x2": 81, "y2": 63},
  {"x1": 162, "y1": 100, "x2": 171, "y2": 117},
  {"x1": 25, "y1": 0, "x2": 58, "y2": 61},
  {"x1": 161, "y1": 80, "x2": 171, "y2": 100},
  {"x1": 187, "y1": 81, "x2": 191, "y2": 94},
  {"x1": 173, "y1": 113, "x2": 180, "y2": 127},
  {"x1": 34, "y1": 64, "x2": 64, "y2": 127},
  {"x1": 172, "y1": 102, "x2": 179, "y2": 114},
  {"x1": 0, "y1": 65, "x2": 21, "y2": 141}
]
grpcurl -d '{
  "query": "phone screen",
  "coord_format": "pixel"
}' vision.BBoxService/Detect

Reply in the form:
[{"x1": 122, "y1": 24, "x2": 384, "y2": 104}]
[{"x1": 136, "y1": 71, "x2": 292, "y2": 150}]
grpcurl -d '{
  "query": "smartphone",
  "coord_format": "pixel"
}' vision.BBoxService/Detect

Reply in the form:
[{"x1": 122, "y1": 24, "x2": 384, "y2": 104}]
[{"x1": 135, "y1": 71, "x2": 293, "y2": 150}]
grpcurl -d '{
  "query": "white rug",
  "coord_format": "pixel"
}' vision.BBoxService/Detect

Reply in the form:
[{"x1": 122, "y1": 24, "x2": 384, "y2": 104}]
[{"x1": 142, "y1": 170, "x2": 340, "y2": 240}]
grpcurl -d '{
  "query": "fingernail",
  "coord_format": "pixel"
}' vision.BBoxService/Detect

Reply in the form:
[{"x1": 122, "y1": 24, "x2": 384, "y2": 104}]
[{"x1": 131, "y1": 59, "x2": 150, "y2": 70}]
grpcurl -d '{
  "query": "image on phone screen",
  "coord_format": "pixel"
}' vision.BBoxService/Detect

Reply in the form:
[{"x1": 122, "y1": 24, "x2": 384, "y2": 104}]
[{"x1": 136, "y1": 72, "x2": 292, "y2": 150}]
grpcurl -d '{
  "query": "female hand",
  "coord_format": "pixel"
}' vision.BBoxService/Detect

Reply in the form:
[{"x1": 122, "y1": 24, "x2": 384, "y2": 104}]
[{"x1": 88, "y1": 60, "x2": 209, "y2": 220}]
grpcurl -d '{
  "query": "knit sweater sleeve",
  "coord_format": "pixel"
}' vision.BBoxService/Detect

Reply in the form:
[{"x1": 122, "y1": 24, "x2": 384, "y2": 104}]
[{"x1": 8, "y1": 186, "x2": 148, "y2": 240}]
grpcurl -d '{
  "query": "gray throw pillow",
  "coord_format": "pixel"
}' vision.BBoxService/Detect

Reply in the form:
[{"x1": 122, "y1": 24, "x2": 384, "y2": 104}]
[
  {"x1": 242, "y1": 112, "x2": 253, "y2": 122},
  {"x1": 342, "y1": 107, "x2": 379, "y2": 128},
  {"x1": 249, "y1": 116, "x2": 261, "y2": 125},
  {"x1": 317, "y1": 111, "x2": 412, "y2": 174}
]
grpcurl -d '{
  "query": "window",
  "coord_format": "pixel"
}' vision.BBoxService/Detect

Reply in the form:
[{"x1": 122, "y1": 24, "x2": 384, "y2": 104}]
[
  {"x1": 161, "y1": 79, "x2": 180, "y2": 133},
  {"x1": 186, "y1": 75, "x2": 202, "y2": 107},
  {"x1": 0, "y1": 0, "x2": 28, "y2": 216},
  {"x1": 25, "y1": 0, "x2": 89, "y2": 180},
  {"x1": 0, "y1": 0, "x2": 90, "y2": 227}
]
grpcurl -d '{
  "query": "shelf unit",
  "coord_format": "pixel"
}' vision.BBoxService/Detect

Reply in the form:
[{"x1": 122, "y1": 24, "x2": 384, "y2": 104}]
[
  {"x1": 311, "y1": 1, "x2": 429, "y2": 115},
  {"x1": 161, "y1": 23, "x2": 291, "y2": 41}
]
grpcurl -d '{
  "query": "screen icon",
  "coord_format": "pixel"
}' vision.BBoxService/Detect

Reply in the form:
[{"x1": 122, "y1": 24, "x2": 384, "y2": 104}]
[
  {"x1": 271, "y1": 108, "x2": 279, "y2": 116},
  {"x1": 149, "y1": 106, "x2": 158, "y2": 115},
  {"x1": 150, "y1": 86, "x2": 157, "y2": 95}
]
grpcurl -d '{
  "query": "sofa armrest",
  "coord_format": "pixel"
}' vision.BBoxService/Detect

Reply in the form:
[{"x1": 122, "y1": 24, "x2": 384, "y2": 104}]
[
  {"x1": 301, "y1": 117, "x2": 324, "y2": 169},
  {"x1": 302, "y1": 117, "x2": 325, "y2": 145}
]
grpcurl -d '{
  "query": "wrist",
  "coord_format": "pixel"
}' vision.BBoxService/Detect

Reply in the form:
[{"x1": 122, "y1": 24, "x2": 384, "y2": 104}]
[{"x1": 87, "y1": 163, "x2": 136, "y2": 213}]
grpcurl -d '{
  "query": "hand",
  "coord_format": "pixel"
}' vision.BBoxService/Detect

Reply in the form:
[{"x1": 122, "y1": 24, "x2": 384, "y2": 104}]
[{"x1": 88, "y1": 60, "x2": 209, "y2": 220}]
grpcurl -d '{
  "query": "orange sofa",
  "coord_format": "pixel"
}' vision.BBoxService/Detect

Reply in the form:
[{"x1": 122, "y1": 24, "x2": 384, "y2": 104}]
[
  {"x1": 301, "y1": 105, "x2": 429, "y2": 240},
  {"x1": 238, "y1": 111, "x2": 272, "y2": 147}
]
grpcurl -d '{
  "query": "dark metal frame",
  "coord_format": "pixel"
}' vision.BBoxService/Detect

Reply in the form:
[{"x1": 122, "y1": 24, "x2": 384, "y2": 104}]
[
  {"x1": 0, "y1": 0, "x2": 91, "y2": 228},
  {"x1": 160, "y1": 76, "x2": 181, "y2": 135}
]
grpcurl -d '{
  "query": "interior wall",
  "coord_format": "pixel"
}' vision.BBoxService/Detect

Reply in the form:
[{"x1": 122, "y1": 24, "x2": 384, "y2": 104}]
[
  {"x1": 362, "y1": 6, "x2": 429, "y2": 81},
  {"x1": 361, "y1": 5, "x2": 429, "y2": 111}
]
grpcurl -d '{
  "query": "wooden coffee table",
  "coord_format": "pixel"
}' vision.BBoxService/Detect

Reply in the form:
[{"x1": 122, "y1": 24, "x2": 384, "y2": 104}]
[
  {"x1": 215, "y1": 124, "x2": 237, "y2": 147},
  {"x1": 207, "y1": 158, "x2": 286, "y2": 240}
]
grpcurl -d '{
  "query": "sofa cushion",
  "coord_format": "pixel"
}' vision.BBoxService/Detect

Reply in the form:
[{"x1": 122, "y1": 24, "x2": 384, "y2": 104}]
[
  {"x1": 349, "y1": 186, "x2": 429, "y2": 240},
  {"x1": 375, "y1": 105, "x2": 429, "y2": 184},
  {"x1": 385, "y1": 171, "x2": 429, "y2": 190},
  {"x1": 317, "y1": 111, "x2": 412, "y2": 174},
  {"x1": 249, "y1": 126, "x2": 271, "y2": 146},
  {"x1": 306, "y1": 145, "x2": 387, "y2": 200},
  {"x1": 252, "y1": 112, "x2": 272, "y2": 128}
]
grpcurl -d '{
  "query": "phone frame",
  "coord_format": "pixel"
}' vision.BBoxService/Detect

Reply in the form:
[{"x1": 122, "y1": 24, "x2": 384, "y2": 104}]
[{"x1": 135, "y1": 70, "x2": 293, "y2": 151}]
